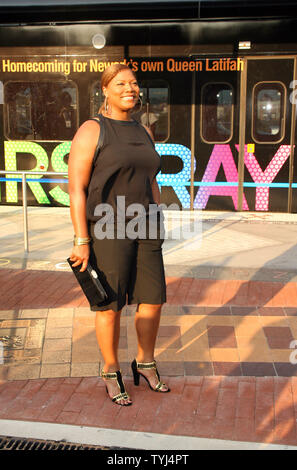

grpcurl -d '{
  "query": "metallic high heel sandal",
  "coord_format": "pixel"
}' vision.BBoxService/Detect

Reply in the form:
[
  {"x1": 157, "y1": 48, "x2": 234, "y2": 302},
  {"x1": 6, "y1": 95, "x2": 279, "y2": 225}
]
[
  {"x1": 131, "y1": 359, "x2": 170, "y2": 393},
  {"x1": 101, "y1": 370, "x2": 132, "y2": 406}
]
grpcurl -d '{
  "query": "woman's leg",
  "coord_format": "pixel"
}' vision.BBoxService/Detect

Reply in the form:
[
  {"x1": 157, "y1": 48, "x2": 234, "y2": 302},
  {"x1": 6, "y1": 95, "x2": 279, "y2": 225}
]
[
  {"x1": 95, "y1": 309, "x2": 132, "y2": 405},
  {"x1": 134, "y1": 303, "x2": 169, "y2": 391}
]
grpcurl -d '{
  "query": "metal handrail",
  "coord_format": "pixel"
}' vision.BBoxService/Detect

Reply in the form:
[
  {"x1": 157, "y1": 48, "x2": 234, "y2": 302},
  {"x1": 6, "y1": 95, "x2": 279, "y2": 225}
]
[{"x1": 0, "y1": 170, "x2": 68, "y2": 252}]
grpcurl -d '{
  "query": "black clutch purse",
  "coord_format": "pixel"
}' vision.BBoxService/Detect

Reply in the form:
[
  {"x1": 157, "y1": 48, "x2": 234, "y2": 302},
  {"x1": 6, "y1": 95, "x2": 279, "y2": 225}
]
[{"x1": 67, "y1": 257, "x2": 108, "y2": 307}]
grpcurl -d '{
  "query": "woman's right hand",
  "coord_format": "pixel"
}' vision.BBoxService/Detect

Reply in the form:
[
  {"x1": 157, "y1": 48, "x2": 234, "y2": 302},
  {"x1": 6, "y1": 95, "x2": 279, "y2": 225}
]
[{"x1": 69, "y1": 244, "x2": 90, "y2": 272}]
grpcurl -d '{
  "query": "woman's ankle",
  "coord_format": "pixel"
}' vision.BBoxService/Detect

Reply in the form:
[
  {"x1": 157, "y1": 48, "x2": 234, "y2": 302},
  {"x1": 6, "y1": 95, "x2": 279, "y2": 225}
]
[
  {"x1": 135, "y1": 354, "x2": 155, "y2": 364},
  {"x1": 102, "y1": 363, "x2": 120, "y2": 373}
]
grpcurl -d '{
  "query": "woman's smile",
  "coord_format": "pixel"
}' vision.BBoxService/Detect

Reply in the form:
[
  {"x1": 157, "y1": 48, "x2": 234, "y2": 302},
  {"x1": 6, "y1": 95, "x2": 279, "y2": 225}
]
[{"x1": 121, "y1": 95, "x2": 136, "y2": 101}]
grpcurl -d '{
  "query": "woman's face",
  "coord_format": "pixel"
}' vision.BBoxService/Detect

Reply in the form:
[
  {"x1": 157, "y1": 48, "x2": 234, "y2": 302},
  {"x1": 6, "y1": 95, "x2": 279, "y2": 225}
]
[{"x1": 103, "y1": 69, "x2": 139, "y2": 113}]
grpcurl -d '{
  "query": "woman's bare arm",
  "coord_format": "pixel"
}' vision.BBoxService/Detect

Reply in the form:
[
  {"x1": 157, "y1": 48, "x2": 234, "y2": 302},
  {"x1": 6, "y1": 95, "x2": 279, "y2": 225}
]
[{"x1": 68, "y1": 120, "x2": 100, "y2": 270}]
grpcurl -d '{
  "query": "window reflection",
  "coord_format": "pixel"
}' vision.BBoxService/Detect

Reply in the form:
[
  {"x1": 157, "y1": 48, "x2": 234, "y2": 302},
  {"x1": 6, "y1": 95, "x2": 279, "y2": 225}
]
[
  {"x1": 136, "y1": 81, "x2": 169, "y2": 142},
  {"x1": 201, "y1": 83, "x2": 233, "y2": 143},
  {"x1": 4, "y1": 81, "x2": 78, "y2": 140},
  {"x1": 253, "y1": 84, "x2": 285, "y2": 142}
]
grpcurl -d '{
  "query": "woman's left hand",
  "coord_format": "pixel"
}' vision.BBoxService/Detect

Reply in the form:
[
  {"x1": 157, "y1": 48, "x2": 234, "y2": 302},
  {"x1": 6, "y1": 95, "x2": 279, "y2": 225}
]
[{"x1": 69, "y1": 244, "x2": 90, "y2": 272}]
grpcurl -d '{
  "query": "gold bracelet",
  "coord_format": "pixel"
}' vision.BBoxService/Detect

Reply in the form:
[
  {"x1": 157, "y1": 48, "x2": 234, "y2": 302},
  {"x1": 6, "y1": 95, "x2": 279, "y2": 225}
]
[{"x1": 73, "y1": 235, "x2": 91, "y2": 246}]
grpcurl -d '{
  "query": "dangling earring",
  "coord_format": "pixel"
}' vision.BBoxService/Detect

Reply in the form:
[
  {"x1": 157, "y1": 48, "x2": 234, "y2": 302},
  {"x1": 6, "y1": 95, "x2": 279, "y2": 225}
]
[
  {"x1": 137, "y1": 95, "x2": 143, "y2": 111},
  {"x1": 104, "y1": 95, "x2": 108, "y2": 114}
]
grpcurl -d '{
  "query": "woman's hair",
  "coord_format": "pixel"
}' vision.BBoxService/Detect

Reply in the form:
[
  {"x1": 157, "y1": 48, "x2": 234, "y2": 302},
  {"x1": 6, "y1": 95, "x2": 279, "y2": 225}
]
[{"x1": 98, "y1": 63, "x2": 137, "y2": 114}]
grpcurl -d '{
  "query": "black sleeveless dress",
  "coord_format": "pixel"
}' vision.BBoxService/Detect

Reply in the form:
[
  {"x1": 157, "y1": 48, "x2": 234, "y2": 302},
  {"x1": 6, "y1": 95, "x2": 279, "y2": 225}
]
[
  {"x1": 86, "y1": 114, "x2": 161, "y2": 223},
  {"x1": 86, "y1": 114, "x2": 167, "y2": 312}
]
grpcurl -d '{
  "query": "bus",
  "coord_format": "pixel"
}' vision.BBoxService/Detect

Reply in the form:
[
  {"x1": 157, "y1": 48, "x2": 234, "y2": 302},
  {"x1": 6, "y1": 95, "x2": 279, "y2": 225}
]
[{"x1": 1, "y1": 0, "x2": 297, "y2": 213}]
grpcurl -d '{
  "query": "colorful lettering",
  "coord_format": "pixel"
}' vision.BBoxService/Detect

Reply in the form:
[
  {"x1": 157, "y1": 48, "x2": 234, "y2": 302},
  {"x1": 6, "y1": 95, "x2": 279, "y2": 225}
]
[
  {"x1": 1, "y1": 141, "x2": 293, "y2": 211},
  {"x1": 155, "y1": 143, "x2": 194, "y2": 208},
  {"x1": 4, "y1": 141, "x2": 50, "y2": 203},
  {"x1": 236, "y1": 144, "x2": 291, "y2": 211},
  {"x1": 194, "y1": 144, "x2": 249, "y2": 210},
  {"x1": 49, "y1": 142, "x2": 71, "y2": 205}
]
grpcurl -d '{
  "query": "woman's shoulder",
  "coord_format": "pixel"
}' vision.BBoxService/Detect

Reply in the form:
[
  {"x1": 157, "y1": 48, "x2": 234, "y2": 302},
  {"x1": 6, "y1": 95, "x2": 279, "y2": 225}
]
[
  {"x1": 71, "y1": 117, "x2": 101, "y2": 149},
  {"x1": 79, "y1": 117, "x2": 101, "y2": 134},
  {"x1": 84, "y1": 115, "x2": 102, "y2": 128}
]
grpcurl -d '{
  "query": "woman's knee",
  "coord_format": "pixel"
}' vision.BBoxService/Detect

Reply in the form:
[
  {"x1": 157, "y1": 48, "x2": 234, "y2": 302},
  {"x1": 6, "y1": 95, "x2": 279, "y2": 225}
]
[
  {"x1": 96, "y1": 308, "x2": 122, "y2": 322},
  {"x1": 136, "y1": 303, "x2": 163, "y2": 313}
]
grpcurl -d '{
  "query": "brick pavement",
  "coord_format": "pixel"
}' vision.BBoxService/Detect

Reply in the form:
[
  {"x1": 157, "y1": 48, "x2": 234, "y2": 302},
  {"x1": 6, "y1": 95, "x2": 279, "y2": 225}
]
[
  {"x1": 0, "y1": 267, "x2": 297, "y2": 446},
  {"x1": 0, "y1": 375, "x2": 296, "y2": 446}
]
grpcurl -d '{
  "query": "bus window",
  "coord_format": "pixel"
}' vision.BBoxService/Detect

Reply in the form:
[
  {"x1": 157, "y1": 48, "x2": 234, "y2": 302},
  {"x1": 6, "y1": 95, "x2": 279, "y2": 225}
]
[
  {"x1": 4, "y1": 81, "x2": 78, "y2": 141},
  {"x1": 252, "y1": 82, "x2": 285, "y2": 143},
  {"x1": 201, "y1": 83, "x2": 233, "y2": 143},
  {"x1": 91, "y1": 79, "x2": 169, "y2": 142},
  {"x1": 136, "y1": 80, "x2": 169, "y2": 142}
]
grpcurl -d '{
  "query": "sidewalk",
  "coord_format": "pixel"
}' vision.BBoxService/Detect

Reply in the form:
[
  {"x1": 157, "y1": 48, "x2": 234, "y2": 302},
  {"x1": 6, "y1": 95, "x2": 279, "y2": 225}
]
[{"x1": 1, "y1": 206, "x2": 297, "y2": 448}]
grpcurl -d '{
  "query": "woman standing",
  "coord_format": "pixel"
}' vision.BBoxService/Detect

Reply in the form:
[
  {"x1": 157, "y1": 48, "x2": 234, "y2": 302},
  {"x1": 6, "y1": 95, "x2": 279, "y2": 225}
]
[{"x1": 68, "y1": 64, "x2": 169, "y2": 406}]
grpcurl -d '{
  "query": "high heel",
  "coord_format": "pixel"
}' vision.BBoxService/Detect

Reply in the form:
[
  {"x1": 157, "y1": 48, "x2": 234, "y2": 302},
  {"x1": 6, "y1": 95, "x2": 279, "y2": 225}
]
[
  {"x1": 131, "y1": 359, "x2": 170, "y2": 393},
  {"x1": 101, "y1": 369, "x2": 132, "y2": 406}
]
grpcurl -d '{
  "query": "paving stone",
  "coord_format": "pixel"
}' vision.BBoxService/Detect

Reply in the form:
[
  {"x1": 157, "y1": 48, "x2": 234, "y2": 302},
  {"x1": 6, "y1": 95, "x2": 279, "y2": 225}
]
[
  {"x1": 48, "y1": 308, "x2": 74, "y2": 318},
  {"x1": 43, "y1": 338, "x2": 72, "y2": 352},
  {"x1": 0, "y1": 311, "x2": 20, "y2": 320},
  {"x1": 2, "y1": 364, "x2": 41, "y2": 380},
  {"x1": 42, "y1": 349, "x2": 71, "y2": 364},
  {"x1": 20, "y1": 309, "x2": 49, "y2": 318},
  {"x1": 46, "y1": 317, "x2": 74, "y2": 328},
  {"x1": 45, "y1": 327, "x2": 73, "y2": 339},
  {"x1": 70, "y1": 363, "x2": 100, "y2": 377},
  {"x1": 40, "y1": 363, "x2": 71, "y2": 378}
]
